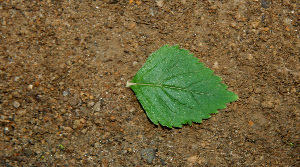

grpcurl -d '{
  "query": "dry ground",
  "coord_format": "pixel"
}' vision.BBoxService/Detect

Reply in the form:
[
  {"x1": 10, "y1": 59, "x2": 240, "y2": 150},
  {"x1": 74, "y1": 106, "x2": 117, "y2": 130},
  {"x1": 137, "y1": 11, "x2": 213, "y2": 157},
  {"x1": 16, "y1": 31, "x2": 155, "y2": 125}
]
[{"x1": 0, "y1": 0, "x2": 299, "y2": 166}]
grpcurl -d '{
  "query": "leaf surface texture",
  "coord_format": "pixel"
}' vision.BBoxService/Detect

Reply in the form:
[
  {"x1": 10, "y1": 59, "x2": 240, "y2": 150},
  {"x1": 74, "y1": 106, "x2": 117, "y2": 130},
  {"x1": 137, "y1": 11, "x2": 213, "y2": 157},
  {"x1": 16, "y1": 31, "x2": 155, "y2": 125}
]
[{"x1": 128, "y1": 45, "x2": 238, "y2": 128}]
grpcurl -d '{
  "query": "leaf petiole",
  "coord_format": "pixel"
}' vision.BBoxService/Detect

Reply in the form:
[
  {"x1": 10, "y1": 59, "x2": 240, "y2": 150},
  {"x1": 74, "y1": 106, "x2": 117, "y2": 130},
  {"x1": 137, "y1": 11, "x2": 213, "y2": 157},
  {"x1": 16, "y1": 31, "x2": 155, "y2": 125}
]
[{"x1": 126, "y1": 82, "x2": 136, "y2": 87}]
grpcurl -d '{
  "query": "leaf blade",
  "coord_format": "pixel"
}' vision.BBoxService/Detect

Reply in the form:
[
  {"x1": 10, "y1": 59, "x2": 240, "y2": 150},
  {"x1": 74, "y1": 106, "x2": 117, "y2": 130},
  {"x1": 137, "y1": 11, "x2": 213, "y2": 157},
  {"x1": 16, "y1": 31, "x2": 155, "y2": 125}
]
[{"x1": 129, "y1": 45, "x2": 238, "y2": 128}]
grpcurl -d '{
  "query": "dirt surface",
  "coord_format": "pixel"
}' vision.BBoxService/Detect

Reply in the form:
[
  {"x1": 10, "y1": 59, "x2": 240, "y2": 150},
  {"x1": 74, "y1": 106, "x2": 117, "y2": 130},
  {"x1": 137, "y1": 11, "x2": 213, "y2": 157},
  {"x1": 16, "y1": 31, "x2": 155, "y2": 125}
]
[{"x1": 0, "y1": 0, "x2": 299, "y2": 166}]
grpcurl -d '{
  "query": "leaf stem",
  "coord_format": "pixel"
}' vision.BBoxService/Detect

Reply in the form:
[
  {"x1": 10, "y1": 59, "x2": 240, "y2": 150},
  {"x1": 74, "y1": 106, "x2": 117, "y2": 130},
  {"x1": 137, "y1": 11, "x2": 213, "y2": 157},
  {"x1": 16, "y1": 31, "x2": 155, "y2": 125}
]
[{"x1": 126, "y1": 82, "x2": 136, "y2": 87}]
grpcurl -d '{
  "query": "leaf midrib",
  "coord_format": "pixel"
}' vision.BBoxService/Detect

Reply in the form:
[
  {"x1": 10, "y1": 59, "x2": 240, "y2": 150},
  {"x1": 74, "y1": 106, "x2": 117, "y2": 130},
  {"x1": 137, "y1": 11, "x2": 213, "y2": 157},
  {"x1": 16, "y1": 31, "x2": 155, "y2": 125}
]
[{"x1": 131, "y1": 83, "x2": 210, "y2": 95}]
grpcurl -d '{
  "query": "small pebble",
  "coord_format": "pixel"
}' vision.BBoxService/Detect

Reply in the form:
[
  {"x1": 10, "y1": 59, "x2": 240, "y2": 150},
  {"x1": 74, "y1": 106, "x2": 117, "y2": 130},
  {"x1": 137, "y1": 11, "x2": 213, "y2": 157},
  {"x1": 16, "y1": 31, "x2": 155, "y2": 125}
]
[
  {"x1": 22, "y1": 148, "x2": 35, "y2": 157},
  {"x1": 73, "y1": 120, "x2": 81, "y2": 129},
  {"x1": 69, "y1": 97, "x2": 78, "y2": 106},
  {"x1": 252, "y1": 21, "x2": 260, "y2": 29},
  {"x1": 127, "y1": 147, "x2": 133, "y2": 153},
  {"x1": 87, "y1": 101, "x2": 95, "y2": 107},
  {"x1": 34, "y1": 81, "x2": 40, "y2": 87},
  {"x1": 285, "y1": 26, "x2": 290, "y2": 31},
  {"x1": 212, "y1": 61, "x2": 219, "y2": 69},
  {"x1": 141, "y1": 148, "x2": 156, "y2": 164},
  {"x1": 130, "y1": 107, "x2": 135, "y2": 112},
  {"x1": 12, "y1": 91, "x2": 21, "y2": 98},
  {"x1": 128, "y1": 22, "x2": 136, "y2": 29},
  {"x1": 261, "y1": 0, "x2": 269, "y2": 8},
  {"x1": 16, "y1": 109, "x2": 26, "y2": 115},
  {"x1": 63, "y1": 91, "x2": 69, "y2": 96},
  {"x1": 4, "y1": 127, "x2": 9, "y2": 134},
  {"x1": 156, "y1": 0, "x2": 163, "y2": 7},
  {"x1": 115, "y1": 106, "x2": 121, "y2": 111},
  {"x1": 73, "y1": 118, "x2": 86, "y2": 129},
  {"x1": 283, "y1": 17, "x2": 292, "y2": 25},
  {"x1": 261, "y1": 27, "x2": 270, "y2": 32},
  {"x1": 93, "y1": 101, "x2": 101, "y2": 112},
  {"x1": 94, "y1": 118, "x2": 103, "y2": 125},
  {"x1": 63, "y1": 126, "x2": 73, "y2": 132},
  {"x1": 14, "y1": 76, "x2": 20, "y2": 82},
  {"x1": 12, "y1": 101, "x2": 20, "y2": 108},
  {"x1": 27, "y1": 84, "x2": 33, "y2": 90},
  {"x1": 187, "y1": 155, "x2": 198, "y2": 163},
  {"x1": 81, "y1": 128, "x2": 88, "y2": 134},
  {"x1": 94, "y1": 142, "x2": 100, "y2": 148},
  {"x1": 230, "y1": 22, "x2": 237, "y2": 28},
  {"x1": 132, "y1": 61, "x2": 138, "y2": 66},
  {"x1": 261, "y1": 100, "x2": 274, "y2": 108}
]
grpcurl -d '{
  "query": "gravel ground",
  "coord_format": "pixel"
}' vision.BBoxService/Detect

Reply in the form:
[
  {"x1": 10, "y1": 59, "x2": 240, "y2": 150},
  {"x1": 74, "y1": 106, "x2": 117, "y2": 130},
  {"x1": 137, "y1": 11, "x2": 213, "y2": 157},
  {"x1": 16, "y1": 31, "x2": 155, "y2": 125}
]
[{"x1": 0, "y1": 0, "x2": 299, "y2": 166}]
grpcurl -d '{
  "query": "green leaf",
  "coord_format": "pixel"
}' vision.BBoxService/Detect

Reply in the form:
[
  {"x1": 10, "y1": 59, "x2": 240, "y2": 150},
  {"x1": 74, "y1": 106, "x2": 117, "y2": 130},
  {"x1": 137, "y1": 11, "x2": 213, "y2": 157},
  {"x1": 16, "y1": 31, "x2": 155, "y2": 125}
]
[{"x1": 127, "y1": 45, "x2": 238, "y2": 128}]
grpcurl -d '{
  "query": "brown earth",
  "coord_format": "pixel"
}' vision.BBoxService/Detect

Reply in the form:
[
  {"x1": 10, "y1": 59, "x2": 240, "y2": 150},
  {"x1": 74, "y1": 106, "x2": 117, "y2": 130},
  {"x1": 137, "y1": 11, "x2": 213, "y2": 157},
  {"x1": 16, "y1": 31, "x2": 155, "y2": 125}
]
[{"x1": 0, "y1": 0, "x2": 299, "y2": 166}]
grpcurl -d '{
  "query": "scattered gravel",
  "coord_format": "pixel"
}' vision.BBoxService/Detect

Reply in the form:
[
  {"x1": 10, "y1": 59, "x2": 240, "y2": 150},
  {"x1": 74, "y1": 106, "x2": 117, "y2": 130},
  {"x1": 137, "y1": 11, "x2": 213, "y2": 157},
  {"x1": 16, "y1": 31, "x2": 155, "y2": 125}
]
[{"x1": 0, "y1": 1, "x2": 298, "y2": 166}]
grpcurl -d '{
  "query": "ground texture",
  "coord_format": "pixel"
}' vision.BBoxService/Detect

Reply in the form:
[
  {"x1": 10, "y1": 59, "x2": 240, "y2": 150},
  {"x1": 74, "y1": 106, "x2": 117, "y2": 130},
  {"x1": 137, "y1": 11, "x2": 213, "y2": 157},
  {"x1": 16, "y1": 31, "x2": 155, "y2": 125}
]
[{"x1": 0, "y1": 0, "x2": 299, "y2": 166}]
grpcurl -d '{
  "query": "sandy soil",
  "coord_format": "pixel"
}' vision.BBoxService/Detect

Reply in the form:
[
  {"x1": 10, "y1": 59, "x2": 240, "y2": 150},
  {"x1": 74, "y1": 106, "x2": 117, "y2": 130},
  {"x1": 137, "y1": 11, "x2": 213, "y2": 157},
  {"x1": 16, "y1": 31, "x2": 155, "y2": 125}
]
[{"x1": 0, "y1": 0, "x2": 299, "y2": 166}]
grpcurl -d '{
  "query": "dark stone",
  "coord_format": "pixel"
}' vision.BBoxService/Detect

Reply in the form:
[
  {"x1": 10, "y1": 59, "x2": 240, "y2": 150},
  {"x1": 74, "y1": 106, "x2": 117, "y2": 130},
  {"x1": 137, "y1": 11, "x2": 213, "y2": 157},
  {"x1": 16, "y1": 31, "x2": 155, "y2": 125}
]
[
  {"x1": 141, "y1": 148, "x2": 157, "y2": 164},
  {"x1": 261, "y1": 0, "x2": 270, "y2": 8}
]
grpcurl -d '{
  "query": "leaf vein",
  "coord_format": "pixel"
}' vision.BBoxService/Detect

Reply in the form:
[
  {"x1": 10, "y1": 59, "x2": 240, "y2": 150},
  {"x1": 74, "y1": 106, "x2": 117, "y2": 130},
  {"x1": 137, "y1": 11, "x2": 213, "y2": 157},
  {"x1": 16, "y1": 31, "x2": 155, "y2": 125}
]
[
  {"x1": 138, "y1": 56, "x2": 169, "y2": 82},
  {"x1": 162, "y1": 71, "x2": 202, "y2": 84},
  {"x1": 135, "y1": 83, "x2": 211, "y2": 95},
  {"x1": 161, "y1": 88, "x2": 195, "y2": 111}
]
